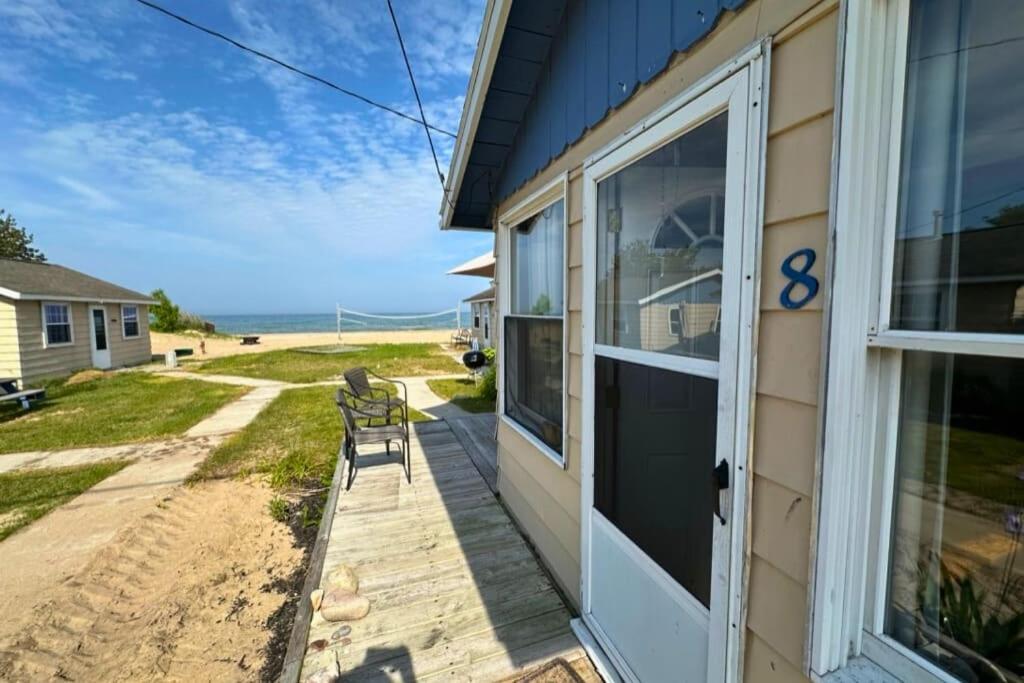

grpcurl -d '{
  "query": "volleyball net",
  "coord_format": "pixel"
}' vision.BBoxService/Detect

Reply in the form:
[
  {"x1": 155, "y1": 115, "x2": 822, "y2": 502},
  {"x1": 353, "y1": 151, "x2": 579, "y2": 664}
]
[{"x1": 335, "y1": 304, "x2": 467, "y2": 338}]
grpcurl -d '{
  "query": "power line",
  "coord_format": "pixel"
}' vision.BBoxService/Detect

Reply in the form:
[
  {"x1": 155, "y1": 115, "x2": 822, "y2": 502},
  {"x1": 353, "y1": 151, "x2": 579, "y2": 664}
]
[
  {"x1": 132, "y1": 0, "x2": 456, "y2": 138},
  {"x1": 385, "y1": 0, "x2": 455, "y2": 210}
]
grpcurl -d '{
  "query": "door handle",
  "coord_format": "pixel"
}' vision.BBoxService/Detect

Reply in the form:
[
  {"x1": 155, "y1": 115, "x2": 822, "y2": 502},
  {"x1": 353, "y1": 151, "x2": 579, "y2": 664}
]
[{"x1": 712, "y1": 459, "x2": 730, "y2": 526}]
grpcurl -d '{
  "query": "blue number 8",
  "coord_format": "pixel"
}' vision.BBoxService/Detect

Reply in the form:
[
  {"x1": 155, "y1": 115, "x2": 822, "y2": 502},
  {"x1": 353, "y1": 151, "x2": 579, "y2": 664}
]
[{"x1": 780, "y1": 248, "x2": 819, "y2": 310}]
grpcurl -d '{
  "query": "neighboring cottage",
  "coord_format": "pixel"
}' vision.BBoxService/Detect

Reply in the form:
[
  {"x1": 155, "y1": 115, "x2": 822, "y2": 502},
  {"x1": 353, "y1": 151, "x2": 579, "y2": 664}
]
[
  {"x1": 0, "y1": 259, "x2": 154, "y2": 384},
  {"x1": 447, "y1": 250, "x2": 496, "y2": 349}
]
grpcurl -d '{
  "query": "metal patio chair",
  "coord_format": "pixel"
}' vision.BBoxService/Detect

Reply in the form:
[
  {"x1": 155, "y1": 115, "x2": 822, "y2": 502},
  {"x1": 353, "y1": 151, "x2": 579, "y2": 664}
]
[
  {"x1": 336, "y1": 387, "x2": 410, "y2": 490},
  {"x1": 343, "y1": 367, "x2": 408, "y2": 428}
]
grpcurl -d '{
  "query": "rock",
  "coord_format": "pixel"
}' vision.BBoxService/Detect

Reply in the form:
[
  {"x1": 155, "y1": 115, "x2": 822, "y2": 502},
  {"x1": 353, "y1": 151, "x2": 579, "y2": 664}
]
[
  {"x1": 331, "y1": 625, "x2": 352, "y2": 640},
  {"x1": 310, "y1": 588, "x2": 324, "y2": 611},
  {"x1": 323, "y1": 564, "x2": 359, "y2": 594},
  {"x1": 320, "y1": 589, "x2": 370, "y2": 622}
]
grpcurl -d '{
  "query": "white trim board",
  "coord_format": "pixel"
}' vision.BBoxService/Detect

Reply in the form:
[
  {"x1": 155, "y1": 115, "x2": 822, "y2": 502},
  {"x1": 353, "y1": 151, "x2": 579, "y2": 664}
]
[
  {"x1": 440, "y1": 0, "x2": 510, "y2": 231},
  {"x1": 496, "y1": 173, "x2": 570, "y2": 470}
]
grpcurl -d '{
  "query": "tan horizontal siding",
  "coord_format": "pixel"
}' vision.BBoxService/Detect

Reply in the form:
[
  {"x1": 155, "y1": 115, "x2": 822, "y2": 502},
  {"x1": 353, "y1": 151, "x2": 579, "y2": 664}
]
[
  {"x1": 745, "y1": 630, "x2": 811, "y2": 683},
  {"x1": 107, "y1": 304, "x2": 153, "y2": 367},
  {"x1": 0, "y1": 297, "x2": 22, "y2": 379},
  {"x1": 17, "y1": 300, "x2": 92, "y2": 383},
  {"x1": 746, "y1": 5, "x2": 838, "y2": 677}
]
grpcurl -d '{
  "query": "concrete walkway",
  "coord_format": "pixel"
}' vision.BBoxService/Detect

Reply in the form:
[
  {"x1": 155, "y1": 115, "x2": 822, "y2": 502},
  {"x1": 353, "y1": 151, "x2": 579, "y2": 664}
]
[
  {"x1": 393, "y1": 374, "x2": 475, "y2": 420},
  {"x1": 1, "y1": 377, "x2": 286, "y2": 473}
]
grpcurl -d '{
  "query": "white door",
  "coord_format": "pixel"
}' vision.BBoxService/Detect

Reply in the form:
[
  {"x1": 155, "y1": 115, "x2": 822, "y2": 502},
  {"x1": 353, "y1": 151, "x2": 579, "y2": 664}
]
[
  {"x1": 581, "y1": 61, "x2": 762, "y2": 683},
  {"x1": 482, "y1": 302, "x2": 491, "y2": 347},
  {"x1": 89, "y1": 306, "x2": 112, "y2": 369}
]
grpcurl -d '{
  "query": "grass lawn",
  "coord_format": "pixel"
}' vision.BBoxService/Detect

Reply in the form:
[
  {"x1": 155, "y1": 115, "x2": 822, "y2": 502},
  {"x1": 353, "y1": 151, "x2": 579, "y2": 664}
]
[
  {"x1": 426, "y1": 378, "x2": 496, "y2": 414},
  {"x1": 0, "y1": 460, "x2": 131, "y2": 541},
  {"x1": 192, "y1": 343, "x2": 463, "y2": 383},
  {"x1": 917, "y1": 422, "x2": 1024, "y2": 508},
  {"x1": 191, "y1": 383, "x2": 431, "y2": 489},
  {"x1": 0, "y1": 373, "x2": 247, "y2": 455}
]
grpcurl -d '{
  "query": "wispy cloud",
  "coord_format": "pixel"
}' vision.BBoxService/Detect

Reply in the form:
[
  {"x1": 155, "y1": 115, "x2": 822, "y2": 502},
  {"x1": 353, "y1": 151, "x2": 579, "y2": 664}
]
[{"x1": 0, "y1": 0, "x2": 490, "y2": 313}]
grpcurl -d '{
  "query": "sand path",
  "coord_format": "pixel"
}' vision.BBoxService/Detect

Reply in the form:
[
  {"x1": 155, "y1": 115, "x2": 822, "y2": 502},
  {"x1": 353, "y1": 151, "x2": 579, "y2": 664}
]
[
  {"x1": 152, "y1": 329, "x2": 454, "y2": 360},
  {"x1": 0, "y1": 368, "x2": 472, "y2": 681}
]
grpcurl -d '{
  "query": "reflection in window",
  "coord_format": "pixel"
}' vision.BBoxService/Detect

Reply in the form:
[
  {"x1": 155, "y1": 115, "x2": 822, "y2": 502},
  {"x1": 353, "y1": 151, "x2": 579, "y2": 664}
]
[
  {"x1": 510, "y1": 200, "x2": 564, "y2": 317},
  {"x1": 596, "y1": 113, "x2": 727, "y2": 361},
  {"x1": 886, "y1": 352, "x2": 1024, "y2": 682},
  {"x1": 505, "y1": 200, "x2": 564, "y2": 455},
  {"x1": 891, "y1": 0, "x2": 1024, "y2": 334}
]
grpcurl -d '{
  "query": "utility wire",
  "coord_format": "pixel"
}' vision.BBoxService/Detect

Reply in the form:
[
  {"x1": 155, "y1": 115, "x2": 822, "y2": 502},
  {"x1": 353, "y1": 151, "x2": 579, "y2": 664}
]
[
  {"x1": 385, "y1": 0, "x2": 455, "y2": 210},
  {"x1": 132, "y1": 0, "x2": 456, "y2": 138}
]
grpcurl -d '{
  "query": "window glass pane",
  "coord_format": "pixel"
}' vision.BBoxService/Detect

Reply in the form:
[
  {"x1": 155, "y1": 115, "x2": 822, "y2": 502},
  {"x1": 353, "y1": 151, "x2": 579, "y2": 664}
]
[
  {"x1": 891, "y1": 1, "x2": 1024, "y2": 333},
  {"x1": 510, "y1": 199, "x2": 564, "y2": 316},
  {"x1": 886, "y1": 352, "x2": 1024, "y2": 681},
  {"x1": 504, "y1": 317, "x2": 562, "y2": 453},
  {"x1": 594, "y1": 355, "x2": 717, "y2": 606},
  {"x1": 596, "y1": 112, "x2": 728, "y2": 360}
]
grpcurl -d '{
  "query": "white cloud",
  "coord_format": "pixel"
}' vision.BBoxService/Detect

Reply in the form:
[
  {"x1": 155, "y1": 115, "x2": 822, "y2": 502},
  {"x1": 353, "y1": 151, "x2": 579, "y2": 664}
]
[{"x1": 54, "y1": 176, "x2": 119, "y2": 211}]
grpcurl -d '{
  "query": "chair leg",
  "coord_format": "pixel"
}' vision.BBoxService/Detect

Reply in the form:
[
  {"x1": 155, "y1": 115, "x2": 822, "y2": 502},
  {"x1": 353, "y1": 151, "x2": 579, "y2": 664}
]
[{"x1": 345, "y1": 442, "x2": 357, "y2": 491}]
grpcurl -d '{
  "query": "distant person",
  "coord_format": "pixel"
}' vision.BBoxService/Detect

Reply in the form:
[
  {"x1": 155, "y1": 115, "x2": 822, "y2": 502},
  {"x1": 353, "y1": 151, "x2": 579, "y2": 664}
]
[{"x1": 200, "y1": 338, "x2": 206, "y2": 355}]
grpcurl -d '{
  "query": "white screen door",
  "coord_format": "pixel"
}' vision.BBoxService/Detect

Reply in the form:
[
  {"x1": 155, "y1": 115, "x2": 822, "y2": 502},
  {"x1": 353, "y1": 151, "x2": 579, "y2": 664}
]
[
  {"x1": 89, "y1": 306, "x2": 111, "y2": 369},
  {"x1": 581, "y1": 60, "x2": 762, "y2": 683}
]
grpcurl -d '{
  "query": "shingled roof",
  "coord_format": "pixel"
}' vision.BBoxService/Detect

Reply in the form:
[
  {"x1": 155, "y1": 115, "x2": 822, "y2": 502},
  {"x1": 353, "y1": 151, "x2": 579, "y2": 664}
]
[{"x1": 0, "y1": 259, "x2": 154, "y2": 304}]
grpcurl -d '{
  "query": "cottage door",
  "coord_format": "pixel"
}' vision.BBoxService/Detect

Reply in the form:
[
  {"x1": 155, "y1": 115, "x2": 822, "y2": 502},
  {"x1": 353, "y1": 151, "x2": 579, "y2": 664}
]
[
  {"x1": 89, "y1": 306, "x2": 112, "y2": 369},
  {"x1": 581, "y1": 64, "x2": 761, "y2": 683}
]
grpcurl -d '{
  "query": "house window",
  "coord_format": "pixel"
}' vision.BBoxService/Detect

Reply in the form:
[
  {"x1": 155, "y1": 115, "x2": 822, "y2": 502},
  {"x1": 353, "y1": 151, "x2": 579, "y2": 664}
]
[
  {"x1": 122, "y1": 305, "x2": 140, "y2": 338},
  {"x1": 473, "y1": 307, "x2": 480, "y2": 329},
  {"x1": 816, "y1": 2, "x2": 1024, "y2": 681},
  {"x1": 668, "y1": 308, "x2": 681, "y2": 337},
  {"x1": 42, "y1": 303, "x2": 72, "y2": 346},
  {"x1": 502, "y1": 191, "x2": 565, "y2": 459}
]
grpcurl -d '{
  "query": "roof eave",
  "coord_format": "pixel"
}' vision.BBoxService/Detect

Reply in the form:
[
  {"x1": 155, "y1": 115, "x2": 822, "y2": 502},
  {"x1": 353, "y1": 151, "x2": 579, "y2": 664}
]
[
  {"x1": 0, "y1": 288, "x2": 155, "y2": 306},
  {"x1": 439, "y1": 0, "x2": 511, "y2": 231}
]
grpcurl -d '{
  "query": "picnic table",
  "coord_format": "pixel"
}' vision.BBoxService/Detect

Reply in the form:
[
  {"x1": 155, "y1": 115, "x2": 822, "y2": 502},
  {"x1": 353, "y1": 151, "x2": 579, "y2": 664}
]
[
  {"x1": 0, "y1": 377, "x2": 45, "y2": 410},
  {"x1": 240, "y1": 335, "x2": 261, "y2": 346}
]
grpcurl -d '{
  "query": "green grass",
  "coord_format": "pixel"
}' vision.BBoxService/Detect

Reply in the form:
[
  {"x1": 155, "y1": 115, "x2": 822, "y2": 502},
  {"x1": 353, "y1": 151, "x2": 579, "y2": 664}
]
[
  {"x1": 192, "y1": 343, "x2": 463, "y2": 383},
  {"x1": 916, "y1": 423, "x2": 1024, "y2": 508},
  {"x1": 0, "y1": 373, "x2": 248, "y2": 454},
  {"x1": 190, "y1": 383, "x2": 431, "y2": 489},
  {"x1": 426, "y1": 378, "x2": 496, "y2": 414},
  {"x1": 0, "y1": 460, "x2": 131, "y2": 541}
]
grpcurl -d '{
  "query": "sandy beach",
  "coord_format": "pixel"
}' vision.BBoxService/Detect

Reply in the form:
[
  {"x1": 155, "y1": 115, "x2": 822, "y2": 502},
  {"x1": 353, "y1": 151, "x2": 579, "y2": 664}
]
[{"x1": 151, "y1": 329, "x2": 454, "y2": 359}]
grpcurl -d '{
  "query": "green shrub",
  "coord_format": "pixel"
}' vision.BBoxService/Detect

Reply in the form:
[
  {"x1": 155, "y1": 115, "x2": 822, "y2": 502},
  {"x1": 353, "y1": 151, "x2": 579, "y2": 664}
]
[
  {"x1": 483, "y1": 347, "x2": 496, "y2": 364},
  {"x1": 480, "y1": 365, "x2": 497, "y2": 401}
]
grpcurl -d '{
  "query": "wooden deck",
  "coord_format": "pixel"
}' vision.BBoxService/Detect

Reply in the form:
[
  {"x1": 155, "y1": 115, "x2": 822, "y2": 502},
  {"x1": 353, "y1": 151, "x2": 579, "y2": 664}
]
[
  {"x1": 446, "y1": 413, "x2": 498, "y2": 493},
  {"x1": 300, "y1": 420, "x2": 591, "y2": 682}
]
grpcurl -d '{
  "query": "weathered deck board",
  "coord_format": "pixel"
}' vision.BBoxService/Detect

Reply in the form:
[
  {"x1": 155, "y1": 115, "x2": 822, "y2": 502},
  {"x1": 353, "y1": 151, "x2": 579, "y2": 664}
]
[
  {"x1": 300, "y1": 421, "x2": 586, "y2": 682},
  {"x1": 446, "y1": 414, "x2": 499, "y2": 493}
]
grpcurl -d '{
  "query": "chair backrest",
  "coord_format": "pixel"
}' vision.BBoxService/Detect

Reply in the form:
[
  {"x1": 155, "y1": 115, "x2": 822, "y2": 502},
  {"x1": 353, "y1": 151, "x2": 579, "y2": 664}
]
[
  {"x1": 344, "y1": 367, "x2": 372, "y2": 398},
  {"x1": 336, "y1": 387, "x2": 360, "y2": 434}
]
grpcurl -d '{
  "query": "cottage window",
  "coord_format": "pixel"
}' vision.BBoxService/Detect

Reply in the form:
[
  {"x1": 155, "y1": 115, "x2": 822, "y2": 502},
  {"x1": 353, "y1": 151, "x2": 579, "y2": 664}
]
[
  {"x1": 42, "y1": 303, "x2": 73, "y2": 346},
  {"x1": 814, "y1": 2, "x2": 1024, "y2": 681},
  {"x1": 122, "y1": 305, "x2": 140, "y2": 338},
  {"x1": 499, "y1": 177, "x2": 566, "y2": 464}
]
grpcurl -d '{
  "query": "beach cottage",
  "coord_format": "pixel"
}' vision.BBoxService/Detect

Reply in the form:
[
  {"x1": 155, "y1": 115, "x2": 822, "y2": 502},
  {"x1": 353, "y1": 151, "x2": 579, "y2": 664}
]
[
  {"x1": 440, "y1": 1, "x2": 1024, "y2": 682},
  {"x1": 0, "y1": 259, "x2": 154, "y2": 384},
  {"x1": 448, "y1": 251, "x2": 497, "y2": 348}
]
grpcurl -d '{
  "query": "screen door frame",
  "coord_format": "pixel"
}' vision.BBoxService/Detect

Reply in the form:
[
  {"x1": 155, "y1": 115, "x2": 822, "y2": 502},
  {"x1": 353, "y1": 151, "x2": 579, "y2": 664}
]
[{"x1": 579, "y1": 41, "x2": 769, "y2": 683}]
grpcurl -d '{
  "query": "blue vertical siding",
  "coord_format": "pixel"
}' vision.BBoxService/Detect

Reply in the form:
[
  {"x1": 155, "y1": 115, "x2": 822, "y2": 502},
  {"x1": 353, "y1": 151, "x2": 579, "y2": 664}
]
[{"x1": 452, "y1": 0, "x2": 749, "y2": 228}]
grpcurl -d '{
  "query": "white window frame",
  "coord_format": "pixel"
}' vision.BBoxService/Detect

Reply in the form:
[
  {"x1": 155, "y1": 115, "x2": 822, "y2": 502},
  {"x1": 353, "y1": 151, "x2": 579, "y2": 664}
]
[
  {"x1": 668, "y1": 307, "x2": 682, "y2": 337},
  {"x1": 811, "y1": 2, "x2": 1024, "y2": 681},
  {"x1": 496, "y1": 173, "x2": 569, "y2": 469},
  {"x1": 40, "y1": 301, "x2": 74, "y2": 348},
  {"x1": 121, "y1": 304, "x2": 140, "y2": 339}
]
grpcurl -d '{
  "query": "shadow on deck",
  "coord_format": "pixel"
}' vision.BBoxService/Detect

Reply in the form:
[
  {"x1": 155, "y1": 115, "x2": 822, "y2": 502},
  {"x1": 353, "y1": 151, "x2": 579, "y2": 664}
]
[{"x1": 299, "y1": 419, "x2": 592, "y2": 682}]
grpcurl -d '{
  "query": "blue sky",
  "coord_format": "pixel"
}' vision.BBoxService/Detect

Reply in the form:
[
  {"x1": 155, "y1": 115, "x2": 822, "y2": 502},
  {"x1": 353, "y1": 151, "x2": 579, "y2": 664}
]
[{"x1": 0, "y1": 0, "x2": 491, "y2": 314}]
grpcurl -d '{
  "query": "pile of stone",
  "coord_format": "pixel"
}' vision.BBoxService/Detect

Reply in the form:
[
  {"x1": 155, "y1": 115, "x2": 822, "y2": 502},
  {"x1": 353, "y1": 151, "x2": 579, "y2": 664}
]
[{"x1": 309, "y1": 564, "x2": 370, "y2": 622}]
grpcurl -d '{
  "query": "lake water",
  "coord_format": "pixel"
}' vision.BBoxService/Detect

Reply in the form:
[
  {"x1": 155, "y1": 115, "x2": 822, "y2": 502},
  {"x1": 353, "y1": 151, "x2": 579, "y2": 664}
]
[{"x1": 202, "y1": 311, "x2": 462, "y2": 334}]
